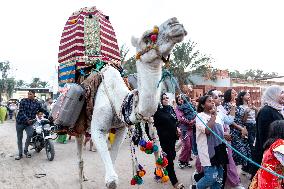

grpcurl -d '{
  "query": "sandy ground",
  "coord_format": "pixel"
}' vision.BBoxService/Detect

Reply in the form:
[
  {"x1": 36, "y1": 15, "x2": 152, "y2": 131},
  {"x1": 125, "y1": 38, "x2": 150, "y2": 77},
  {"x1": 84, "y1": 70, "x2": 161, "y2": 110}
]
[{"x1": 0, "y1": 121, "x2": 250, "y2": 189}]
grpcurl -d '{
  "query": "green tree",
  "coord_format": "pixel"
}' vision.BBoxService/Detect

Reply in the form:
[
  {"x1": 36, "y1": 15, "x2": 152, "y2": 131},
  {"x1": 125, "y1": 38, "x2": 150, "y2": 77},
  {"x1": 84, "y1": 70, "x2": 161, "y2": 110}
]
[
  {"x1": 6, "y1": 78, "x2": 16, "y2": 98},
  {"x1": 120, "y1": 44, "x2": 130, "y2": 64},
  {"x1": 0, "y1": 61, "x2": 10, "y2": 79},
  {"x1": 122, "y1": 56, "x2": 137, "y2": 76},
  {"x1": 16, "y1": 80, "x2": 26, "y2": 88},
  {"x1": 39, "y1": 81, "x2": 48, "y2": 88},
  {"x1": 230, "y1": 69, "x2": 278, "y2": 79},
  {"x1": 168, "y1": 40, "x2": 213, "y2": 86},
  {"x1": 0, "y1": 61, "x2": 14, "y2": 100},
  {"x1": 229, "y1": 70, "x2": 245, "y2": 79},
  {"x1": 30, "y1": 77, "x2": 40, "y2": 88},
  {"x1": 29, "y1": 77, "x2": 49, "y2": 88}
]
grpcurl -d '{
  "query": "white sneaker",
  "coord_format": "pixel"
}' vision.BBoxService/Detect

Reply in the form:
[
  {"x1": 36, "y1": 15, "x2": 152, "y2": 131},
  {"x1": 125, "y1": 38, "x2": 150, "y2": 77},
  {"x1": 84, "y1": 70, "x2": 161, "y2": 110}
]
[
  {"x1": 232, "y1": 185, "x2": 245, "y2": 189},
  {"x1": 191, "y1": 170, "x2": 198, "y2": 185}
]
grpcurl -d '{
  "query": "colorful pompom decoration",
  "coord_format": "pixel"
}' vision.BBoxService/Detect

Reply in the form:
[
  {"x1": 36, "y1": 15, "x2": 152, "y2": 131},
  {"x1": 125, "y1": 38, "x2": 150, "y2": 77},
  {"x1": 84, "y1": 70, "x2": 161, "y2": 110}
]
[
  {"x1": 138, "y1": 170, "x2": 146, "y2": 177},
  {"x1": 130, "y1": 178, "x2": 136, "y2": 185},
  {"x1": 153, "y1": 26, "x2": 159, "y2": 34},
  {"x1": 161, "y1": 175, "x2": 169, "y2": 183},
  {"x1": 150, "y1": 34, "x2": 157, "y2": 43},
  {"x1": 153, "y1": 154, "x2": 169, "y2": 183},
  {"x1": 135, "y1": 53, "x2": 141, "y2": 60},
  {"x1": 135, "y1": 25, "x2": 159, "y2": 60},
  {"x1": 139, "y1": 139, "x2": 159, "y2": 155},
  {"x1": 153, "y1": 145, "x2": 159, "y2": 152},
  {"x1": 130, "y1": 164, "x2": 146, "y2": 186},
  {"x1": 156, "y1": 156, "x2": 168, "y2": 168},
  {"x1": 154, "y1": 167, "x2": 169, "y2": 183}
]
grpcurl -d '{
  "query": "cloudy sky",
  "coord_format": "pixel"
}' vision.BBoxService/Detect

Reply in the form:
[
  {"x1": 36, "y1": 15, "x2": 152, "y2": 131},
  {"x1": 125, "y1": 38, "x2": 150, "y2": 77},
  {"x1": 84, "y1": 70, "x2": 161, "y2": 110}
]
[{"x1": 0, "y1": 0, "x2": 284, "y2": 86}]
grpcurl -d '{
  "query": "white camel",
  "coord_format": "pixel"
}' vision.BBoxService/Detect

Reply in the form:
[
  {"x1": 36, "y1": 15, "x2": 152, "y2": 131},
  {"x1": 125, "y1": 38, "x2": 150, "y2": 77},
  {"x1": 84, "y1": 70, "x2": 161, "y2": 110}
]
[{"x1": 75, "y1": 17, "x2": 187, "y2": 189}]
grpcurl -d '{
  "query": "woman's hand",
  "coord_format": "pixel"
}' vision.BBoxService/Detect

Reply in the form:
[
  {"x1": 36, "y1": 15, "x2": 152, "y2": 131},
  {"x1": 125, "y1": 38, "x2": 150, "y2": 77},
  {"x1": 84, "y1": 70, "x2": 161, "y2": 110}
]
[
  {"x1": 241, "y1": 127, "x2": 248, "y2": 138},
  {"x1": 251, "y1": 105, "x2": 258, "y2": 111},
  {"x1": 210, "y1": 106, "x2": 217, "y2": 117}
]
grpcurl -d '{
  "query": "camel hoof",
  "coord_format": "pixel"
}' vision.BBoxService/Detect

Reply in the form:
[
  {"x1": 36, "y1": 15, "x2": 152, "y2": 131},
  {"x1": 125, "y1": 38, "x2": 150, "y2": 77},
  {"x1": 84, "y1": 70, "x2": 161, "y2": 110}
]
[{"x1": 106, "y1": 180, "x2": 117, "y2": 189}]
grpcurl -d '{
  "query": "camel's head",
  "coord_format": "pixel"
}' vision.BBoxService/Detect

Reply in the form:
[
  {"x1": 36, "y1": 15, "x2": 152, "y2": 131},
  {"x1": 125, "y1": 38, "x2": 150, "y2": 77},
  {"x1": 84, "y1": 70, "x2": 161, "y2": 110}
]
[{"x1": 132, "y1": 17, "x2": 187, "y2": 65}]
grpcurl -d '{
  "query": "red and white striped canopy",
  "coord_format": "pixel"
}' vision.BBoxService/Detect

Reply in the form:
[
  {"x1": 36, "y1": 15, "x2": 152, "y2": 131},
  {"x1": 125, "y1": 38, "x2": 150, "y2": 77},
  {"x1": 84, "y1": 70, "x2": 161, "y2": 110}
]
[
  {"x1": 58, "y1": 6, "x2": 121, "y2": 85},
  {"x1": 58, "y1": 6, "x2": 121, "y2": 66}
]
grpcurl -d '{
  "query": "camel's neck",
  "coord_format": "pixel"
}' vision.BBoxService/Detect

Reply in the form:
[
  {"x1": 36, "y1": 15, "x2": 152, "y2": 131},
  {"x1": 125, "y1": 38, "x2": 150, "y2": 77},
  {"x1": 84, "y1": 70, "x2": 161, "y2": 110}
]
[{"x1": 136, "y1": 60, "x2": 162, "y2": 117}]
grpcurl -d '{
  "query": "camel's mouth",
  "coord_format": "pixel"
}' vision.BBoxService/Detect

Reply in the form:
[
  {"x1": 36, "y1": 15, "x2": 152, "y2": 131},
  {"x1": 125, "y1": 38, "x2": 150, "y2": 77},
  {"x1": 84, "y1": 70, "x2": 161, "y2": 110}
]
[
  {"x1": 168, "y1": 23, "x2": 187, "y2": 41},
  {"x1": 170, "y1": 31, "x2": 186, "y2": 42},
  {"x1": 171, "y1": 33, "x2": 185, "y2": 39}
]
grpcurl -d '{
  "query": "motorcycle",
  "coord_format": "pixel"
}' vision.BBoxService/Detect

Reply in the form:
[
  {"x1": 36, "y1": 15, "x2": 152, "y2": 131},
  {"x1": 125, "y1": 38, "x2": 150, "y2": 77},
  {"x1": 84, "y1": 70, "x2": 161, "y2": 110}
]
[{"x1": 30, "y1": 119, "x2": 55, "y2": 161}]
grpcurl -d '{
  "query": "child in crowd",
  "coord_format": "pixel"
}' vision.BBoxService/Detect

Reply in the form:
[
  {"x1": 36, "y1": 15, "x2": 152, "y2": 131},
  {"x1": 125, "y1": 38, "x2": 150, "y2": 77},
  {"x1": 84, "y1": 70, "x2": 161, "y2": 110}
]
[
  {"x1": 36, "y1": 110, "x2": 45, "y2": 122},
  {"x1": 177, "y1": 95, "x2": 196, "y2": 121},
  {"x1": 84, "y1": 131, "x2": 96, "y2": 152},
  {"x1": 190, "y1": 95, "x2": 228, "y2": 189}
]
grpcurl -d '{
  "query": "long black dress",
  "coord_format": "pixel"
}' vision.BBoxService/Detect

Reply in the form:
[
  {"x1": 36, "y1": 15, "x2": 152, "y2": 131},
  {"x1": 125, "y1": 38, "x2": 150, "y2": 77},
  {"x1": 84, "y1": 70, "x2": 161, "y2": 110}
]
[
  {"x1": 251, "y1": 105, "x2": 283, "y2": 176},
  {"x1": 154, "y1": 105, "x2": 179, "y2": 186}
]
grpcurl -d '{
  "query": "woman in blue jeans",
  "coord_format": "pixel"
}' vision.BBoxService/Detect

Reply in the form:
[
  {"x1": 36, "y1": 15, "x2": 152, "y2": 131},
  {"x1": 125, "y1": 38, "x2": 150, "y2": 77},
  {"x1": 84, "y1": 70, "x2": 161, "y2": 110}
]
[{"x1": 190, "y1": 95, "x2": 228, "y2": 189}]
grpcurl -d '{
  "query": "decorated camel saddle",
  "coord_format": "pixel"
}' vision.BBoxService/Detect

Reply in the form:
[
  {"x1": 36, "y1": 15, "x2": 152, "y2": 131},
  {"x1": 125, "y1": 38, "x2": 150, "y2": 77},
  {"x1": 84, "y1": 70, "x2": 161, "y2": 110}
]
[
  {"x1": 52, "y1": 5, "x2": 187, "y2": 189},
  {"x1": 52, "y1": 6, "x2": 123, "y2": 135}
]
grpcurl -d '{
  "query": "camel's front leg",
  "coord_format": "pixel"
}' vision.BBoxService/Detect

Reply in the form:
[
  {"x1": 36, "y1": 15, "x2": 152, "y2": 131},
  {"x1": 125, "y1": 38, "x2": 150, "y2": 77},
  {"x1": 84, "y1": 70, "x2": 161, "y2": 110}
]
[
  {"x1": 76, "y1": 134, "x2": 88, "y2": 189},
  {"x1": 92, "y1": 123, "x2": 118, "y2": 189},
  {"x1": 109, "y1": 126, "x2": 127, "y2": 164}
]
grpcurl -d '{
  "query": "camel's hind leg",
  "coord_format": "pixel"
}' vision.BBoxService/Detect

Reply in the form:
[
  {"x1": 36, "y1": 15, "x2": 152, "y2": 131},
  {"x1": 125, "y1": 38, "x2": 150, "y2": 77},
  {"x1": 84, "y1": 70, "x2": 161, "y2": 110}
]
[
  {"x1": 109, "y1": 126, "x2": 127, "y2": 164},
  {"x1": 76, "y1": 134, "x2": 87, "y2": 189}
]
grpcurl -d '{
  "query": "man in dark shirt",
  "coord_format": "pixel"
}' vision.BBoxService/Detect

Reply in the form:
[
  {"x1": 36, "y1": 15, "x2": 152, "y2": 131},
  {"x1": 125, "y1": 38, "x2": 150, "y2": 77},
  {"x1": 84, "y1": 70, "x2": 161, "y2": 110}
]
[{"x1": 15, "y1": 90, "x2": 49, "y2": 160}]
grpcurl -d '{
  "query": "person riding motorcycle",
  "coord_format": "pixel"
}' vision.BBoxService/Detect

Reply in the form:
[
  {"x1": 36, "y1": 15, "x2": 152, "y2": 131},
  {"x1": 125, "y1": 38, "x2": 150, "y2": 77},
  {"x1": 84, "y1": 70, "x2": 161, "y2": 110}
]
[{"x1": 15, "y1": 90, "x2": 49, "y2": 160}]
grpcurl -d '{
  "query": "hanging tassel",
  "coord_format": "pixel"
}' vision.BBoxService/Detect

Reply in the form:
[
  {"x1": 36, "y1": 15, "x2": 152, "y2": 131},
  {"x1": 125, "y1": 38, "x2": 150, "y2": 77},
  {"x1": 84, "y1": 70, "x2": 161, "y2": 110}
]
[{"x1": 128, "y1": 127, "x2": 146, "y2": 186}]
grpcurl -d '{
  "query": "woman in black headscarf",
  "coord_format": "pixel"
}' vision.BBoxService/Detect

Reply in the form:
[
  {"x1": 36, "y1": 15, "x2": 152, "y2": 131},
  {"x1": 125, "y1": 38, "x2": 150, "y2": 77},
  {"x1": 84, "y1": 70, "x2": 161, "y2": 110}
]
[{"x1": 154, "y1": 93, "x2": 184, "y2": 189}]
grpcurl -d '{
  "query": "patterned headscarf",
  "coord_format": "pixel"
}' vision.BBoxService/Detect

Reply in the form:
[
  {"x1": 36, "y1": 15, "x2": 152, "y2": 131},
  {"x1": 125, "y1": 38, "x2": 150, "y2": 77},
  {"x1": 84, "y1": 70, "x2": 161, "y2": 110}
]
[{"x1": 261, "y1": 85, "x2": 284, "y2": 111}]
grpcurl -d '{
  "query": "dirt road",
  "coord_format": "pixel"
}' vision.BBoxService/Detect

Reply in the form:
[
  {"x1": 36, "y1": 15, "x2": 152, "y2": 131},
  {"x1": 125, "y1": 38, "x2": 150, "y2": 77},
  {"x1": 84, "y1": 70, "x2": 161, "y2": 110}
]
[{"x1": 0, "y1": 121, "x2": 250, "y2": 189}]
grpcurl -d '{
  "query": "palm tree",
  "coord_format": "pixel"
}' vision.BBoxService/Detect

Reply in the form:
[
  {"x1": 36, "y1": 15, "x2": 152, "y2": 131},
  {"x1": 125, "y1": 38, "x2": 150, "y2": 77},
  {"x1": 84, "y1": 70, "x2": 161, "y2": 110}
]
[{"x1": 169, "y1": 40, "x2": 213, "y2": 87}]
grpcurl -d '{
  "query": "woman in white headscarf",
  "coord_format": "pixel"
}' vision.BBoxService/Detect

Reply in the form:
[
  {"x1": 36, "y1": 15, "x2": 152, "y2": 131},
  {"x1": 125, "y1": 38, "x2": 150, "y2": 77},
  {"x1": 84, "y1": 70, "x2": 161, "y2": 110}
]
[{"x1": 251, "y1": 85, "x2": 284, "y2": 177}]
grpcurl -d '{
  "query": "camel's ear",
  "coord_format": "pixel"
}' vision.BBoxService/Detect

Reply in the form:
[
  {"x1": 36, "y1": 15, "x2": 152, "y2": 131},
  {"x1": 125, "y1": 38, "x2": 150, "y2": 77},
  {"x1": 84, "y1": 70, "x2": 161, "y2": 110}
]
[{"x1": 131, "y1": 36, "x2": 139, "y2": 47}]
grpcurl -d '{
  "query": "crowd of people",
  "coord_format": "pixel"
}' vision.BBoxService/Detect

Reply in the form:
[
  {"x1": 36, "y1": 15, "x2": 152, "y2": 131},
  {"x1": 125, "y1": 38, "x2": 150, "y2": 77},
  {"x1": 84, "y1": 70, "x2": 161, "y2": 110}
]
[
  {"x1": 5, "y1": 85, "x2": 284, "y2": 188},
  {"x1": 153, "y1": 85, "x2": 284, "y2": 189}
]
